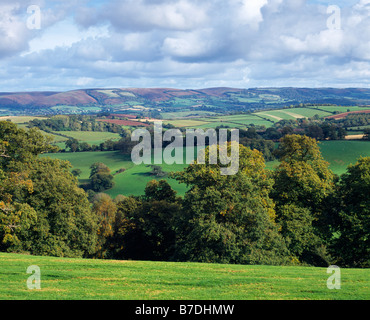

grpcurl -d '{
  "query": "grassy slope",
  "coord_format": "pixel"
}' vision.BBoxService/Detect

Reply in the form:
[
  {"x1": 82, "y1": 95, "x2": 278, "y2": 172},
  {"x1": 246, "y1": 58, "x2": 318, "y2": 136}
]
[
  {"x1": 41, "y1": 150, "x2": 191, "y2": 197},
  {"x1": 1, "y1": 253, "x2": 369, "y2": 300},
  {"x1": 51, "y1": 131, "x2": 121, "y2": 144},
  {"x1": 164, "y1": 106, "x2": 370, "y2": 129},
  {"x1": 42, "y1": 140, "x2": 370, "y2": 197},
  {"x1": 319, "y1": 140, "x2": 370, "y2": 175},
  {"x1": 266, "y1": 140, "x2": 370, "y2": 175}
]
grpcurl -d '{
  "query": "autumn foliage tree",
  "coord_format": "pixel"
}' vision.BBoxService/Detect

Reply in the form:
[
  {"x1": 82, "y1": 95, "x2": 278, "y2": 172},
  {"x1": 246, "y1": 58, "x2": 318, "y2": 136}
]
[
  {"x1": 172, "y1": 143, "x2": 290, "y2": 265},
  {"x1": 91, "y1": 193, "x2": 117, "y2": 258},
  {"x1": 0, "y1": 121, "x2": 99, "y2": 257},
  {"x1": 271, "y1": 134, "x2": 335, "y2": 265}
]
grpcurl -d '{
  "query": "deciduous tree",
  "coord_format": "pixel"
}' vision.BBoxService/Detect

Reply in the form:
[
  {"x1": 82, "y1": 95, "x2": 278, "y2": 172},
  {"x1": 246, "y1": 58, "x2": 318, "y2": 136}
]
[{"x1": 172, "y1": 144, "x2": 289, "y2": 265}]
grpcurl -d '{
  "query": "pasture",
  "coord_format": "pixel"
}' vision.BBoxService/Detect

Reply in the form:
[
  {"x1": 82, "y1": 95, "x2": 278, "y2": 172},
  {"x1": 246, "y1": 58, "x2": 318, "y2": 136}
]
[
  {"x1": 162, "y1": 106, "x2": 370, "y2": 130},
  {"x1": 41, "y1": 140, "x2": 370, "y2": 197},
  {"x1": 254, "y1": 108, "x2": 331, "y2": 121},
  {"x1": 319, "y1": 140, "x2": 370, "y2": 175},
  {"x1": 51, "y1": 131, "x2": 121, "y2": 145},
  {"x1": 266, "y1": 140, "x2": 370, "y2": 175},
  {"x1": 0, "y1": 252, "x2": 368, "y2": 300},
  {"x1": 0, "y1": 116, "x2": 47, "y2": 123},
  {"x1": 41, "y1": 150, "x2": 191, "y2": 197}
]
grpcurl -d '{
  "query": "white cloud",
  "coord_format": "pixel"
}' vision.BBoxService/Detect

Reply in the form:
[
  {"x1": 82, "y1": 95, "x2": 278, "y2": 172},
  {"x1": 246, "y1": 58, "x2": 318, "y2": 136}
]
[
  {"x1": 280, "y1": 29, "x2": 345, "y2": 55},
  {"x1": 237, "y1": 0, "x2": 268, "y2": 30},
  {"x1": 162, "y1": 29, "x2": 217, "y2": 60},
  {"x1": 0, "y1": 3, "x2": 32, "y2": 58},
  {"x1": 2, "y1": 0, "x2": 370, "y2": 91},
  {"x1": 98, "y1": 0, "x2": 208, "y2": 31}
]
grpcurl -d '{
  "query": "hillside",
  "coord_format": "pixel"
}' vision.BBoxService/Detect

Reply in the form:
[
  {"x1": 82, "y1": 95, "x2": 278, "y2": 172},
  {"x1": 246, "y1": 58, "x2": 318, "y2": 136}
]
[
  {"x1": 1, "y1": 252, "x2": 369, "y2": 300},
  {"x1": 2, "y1": 87, "x2": 370, "y2": 116}
]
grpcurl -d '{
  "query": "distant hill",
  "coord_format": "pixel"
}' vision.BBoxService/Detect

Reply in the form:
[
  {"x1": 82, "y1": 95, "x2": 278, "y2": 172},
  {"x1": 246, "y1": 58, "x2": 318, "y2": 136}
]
[{"x1": 2, "y1": 87, "x2": 370, "y2": 116}]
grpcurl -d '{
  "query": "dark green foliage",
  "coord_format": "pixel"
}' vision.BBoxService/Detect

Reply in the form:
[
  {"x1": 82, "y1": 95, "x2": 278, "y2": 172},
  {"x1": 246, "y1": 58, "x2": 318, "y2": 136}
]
[
  {"x1": 2, "y1": 119, "x2": 369, "y2": 268},
  {"x1": 110, "y1": 180, "x2": 182, "y2": 261},
  {"x1": 330, "y1": 157, "x2": 370, "y2": 267},
  {"x1": 148, "y1": 165, "x2": 167, "y2": 177},
  {"x1": 364, "y1": 128, "x2": 370, "y2": 140},
  {"x1": 29, "y1": 114, "x2": 124, "y2": 134},
  {"x1": 271, "y1": 135, "x2": 336, "y2": 265},
  {"x1": 0, "y1": 121, "x2": 99, "y2": 257},
  {"x1": 9, "y1": 158, "x2": 99, "y2": 257},
  {"x1": 88, "y1": 162, "x2": 115, "y2": 192},
  {"x1": 172, "y1": 144, "x2": 290, "y2": 265},
  {"x1": 275, "y1": 204, "x2": 327, "y2": 265}
]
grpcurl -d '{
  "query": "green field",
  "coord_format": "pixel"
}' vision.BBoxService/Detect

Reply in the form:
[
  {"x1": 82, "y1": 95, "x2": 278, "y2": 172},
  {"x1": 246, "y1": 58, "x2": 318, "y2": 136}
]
[
  {"x1": 41, "y1": 140, "x2": 370, "y2": 197},
  {"x1": 192, "y1": 122, "x2": 247, "y2": 129},
  {"x1": 319, "y1": 140, "x2": 370, "y2": 175},
  {"x1": 52, "y1": 131, "x2": 121, "y2": 145},
  {"x1": 164, "y1": 114, "x2": 275, "y2": 129},
  {"x1": 0, "y1": 116, "x2": 47, "y2": 123},
  {"x1": 2, "y1": 115, "x2": 370, "y2": 302},
  {"x1": 0, "y1": 253, "x2": 368, "y2": 300},
  {"x1": 255, "y1": 108, "x2": 330, "y2": 121},
  {"x1": 166, "y1": 105, "x2": 370, "y2": 130},
  {"x1": 41, "y1": 150, "x2": 191, "y2": 197},
  {"x1": 311, "y1": 105, "x2": 369, "y2": 113},
  {"x1": 266, "y1": 140, "x2": 370, "y2": 175},
  {"x1": 160, "y1": 111, "x2": 219, "y2": 119},
  {"x1": 50, "y1": 105, "x2": 102, "y2": 113},
  {"x1": 164, "y1": 119, "x2": 211, "y2": 128}
]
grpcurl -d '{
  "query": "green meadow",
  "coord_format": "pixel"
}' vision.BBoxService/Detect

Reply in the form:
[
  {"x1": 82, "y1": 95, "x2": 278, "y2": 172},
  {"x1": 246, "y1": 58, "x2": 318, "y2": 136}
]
[
  {"x1": 319, "y1": 140, "x2": 370, "y2": 175},
  {"x1": 51, "y1": 131, "x2": 121, "y2": 145},
  {"x1": 162, "y1": 106, "x2": 370, "y2": 129},
  {"x1": 41, "y1": 148, "x2": 194, "y2": 197},
  {"x1": 41, "y1": 140, "x2": 370, "y2": 197},
  {"x1": 266, "y1": 140, "x2": 370, "y2": 175},
  {"x1": 1, "y1": 252, "x2": 368, "y2": 300}
]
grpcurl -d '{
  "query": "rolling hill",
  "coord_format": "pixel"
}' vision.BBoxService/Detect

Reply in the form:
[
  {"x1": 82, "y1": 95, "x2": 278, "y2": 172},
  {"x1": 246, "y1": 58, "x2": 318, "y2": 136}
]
[{"x1": 2, "y1": 87, "x2": 370, "y2": 116}]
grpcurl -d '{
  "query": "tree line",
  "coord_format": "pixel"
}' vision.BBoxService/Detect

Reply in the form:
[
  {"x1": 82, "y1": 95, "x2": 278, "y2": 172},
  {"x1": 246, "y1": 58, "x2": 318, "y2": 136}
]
[
  {"x1": 29, "y1": 114, "x2": 125, "y2": 134},
  {"x1": 0, "y1": 121, "x2": 369, "y2": 267}
]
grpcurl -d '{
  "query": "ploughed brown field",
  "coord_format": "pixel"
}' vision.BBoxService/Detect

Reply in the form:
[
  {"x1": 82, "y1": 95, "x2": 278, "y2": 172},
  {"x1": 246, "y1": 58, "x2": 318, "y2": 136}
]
[{"x1": 326, "y1": 109, "x2": 370, "y2": 119}]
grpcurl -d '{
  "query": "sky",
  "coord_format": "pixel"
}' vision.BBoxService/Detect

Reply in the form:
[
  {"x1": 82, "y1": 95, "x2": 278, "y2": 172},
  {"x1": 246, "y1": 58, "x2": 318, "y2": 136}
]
[{"x1": 1, "y1": 0, "x2": 370, "y2": 92}]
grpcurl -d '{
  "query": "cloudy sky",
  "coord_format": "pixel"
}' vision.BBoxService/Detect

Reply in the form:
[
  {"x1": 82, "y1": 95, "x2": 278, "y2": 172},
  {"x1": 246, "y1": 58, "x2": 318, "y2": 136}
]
[{"x1": 1, "y1": 0, "x2": 370, "y2": 91}]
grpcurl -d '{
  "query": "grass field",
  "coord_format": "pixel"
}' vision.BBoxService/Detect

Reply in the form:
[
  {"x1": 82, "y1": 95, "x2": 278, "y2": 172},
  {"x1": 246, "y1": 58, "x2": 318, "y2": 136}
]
[
  {"x1": 0, "y1": 252, "x2": 368, "y2": 300},
  {"x1": 41, "y1": 140, "x2": 370, "y2": 197},
  {"x1": 161, "y1": 111, "x2": 219, "y2": 119},
  {"x1": 50, "y1": 105, "x2": 102, "y2": 113},
  {"x1": 51, "y1": 131, "x2": 121, "y2": 145},
  {"x1": 164, "y1": 119, "x2": 212, "y2": 128},
  {"x1": 41, "y1": 150, "x2": 191, "y2": 197},
  {"x1": 164, "y1": 106, "x2": 370, "y2": 130},
  {"x1": 266, "y1": 140, "x2": 370, "y2": 175},
  {"x1": 255, "y1": 108, "x2": 330, "y2": 121},
  {"x1": 312, "y1": 105, "x2": 369, "y2": 113},
  {"x1": 319, "y1": 140, "x2": 370, "y2": 175},
  {"x1": 164, "y1": 115, "x2": 275, "y2": 129},
  {"x1": 0, "y1": 116, "x2": 47, "y2": 123}
]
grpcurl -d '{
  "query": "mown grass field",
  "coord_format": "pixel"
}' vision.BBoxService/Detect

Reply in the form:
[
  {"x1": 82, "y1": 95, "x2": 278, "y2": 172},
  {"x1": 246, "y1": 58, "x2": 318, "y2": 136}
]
[{"x1": 0, "y1": 253, "x2": 369, "y2": 300}]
